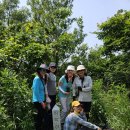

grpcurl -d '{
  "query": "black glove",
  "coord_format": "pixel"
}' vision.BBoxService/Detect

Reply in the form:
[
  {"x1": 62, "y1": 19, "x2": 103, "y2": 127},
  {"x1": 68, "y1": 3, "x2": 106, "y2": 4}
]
[
  {"x1": 73, "y1": 96, "x2": 76, "y2": 101},
  {"x1": 78, "y1": 86, "x2": 82, "y2": 91}
]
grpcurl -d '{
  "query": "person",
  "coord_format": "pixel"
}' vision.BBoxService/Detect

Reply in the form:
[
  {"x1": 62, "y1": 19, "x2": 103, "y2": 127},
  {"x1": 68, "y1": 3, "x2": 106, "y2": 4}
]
[
  {"x1": 58, "y1": 65, "x2": 75, "y2": 125},
  {"x1": 46, "y1": 62, "x2": 57, "y2": 130},
  {"x1": 64, "y1": 101, "x2": 101, "y2": 130},
  {"x1": 32, "y1": 65, "x2": 48, "y2": 130},
  {"x1": 73, "y1": 65, "x2": 92, "y2": 120},
  {"x1": 47, "y1": 62, "x2": 57, "y2": 110}
]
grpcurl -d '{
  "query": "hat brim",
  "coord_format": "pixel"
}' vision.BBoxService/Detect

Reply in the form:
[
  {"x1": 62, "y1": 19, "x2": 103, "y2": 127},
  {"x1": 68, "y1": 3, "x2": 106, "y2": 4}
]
[
  {"x1": 37, "y1": 68, "x2": 46, "y2": 72},
  {"x1": 77, "y1": 69, "x2": 85, "y2": 71},
  {"x1": 49, "y1": 66, "x2": 56, "y2": 68},
  {"x1": 72, "y1": 101, "x2": 81, "y2": 107}
]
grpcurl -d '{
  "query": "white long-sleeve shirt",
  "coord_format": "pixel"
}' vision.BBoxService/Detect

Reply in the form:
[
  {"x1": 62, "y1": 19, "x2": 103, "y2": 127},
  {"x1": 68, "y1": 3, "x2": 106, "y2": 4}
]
[{"x1": 73, "y1": 76, "x2": 92, "y2": 102}]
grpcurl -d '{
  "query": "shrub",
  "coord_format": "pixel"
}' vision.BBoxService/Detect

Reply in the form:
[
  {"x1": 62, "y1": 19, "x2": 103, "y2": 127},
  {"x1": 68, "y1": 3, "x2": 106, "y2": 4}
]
[
  {"x1": 91, "y1": 80, "x2": 130, "y2": 130},
  {"x1": 0, "y1": 69, "x2": 34, "y2": 130}
]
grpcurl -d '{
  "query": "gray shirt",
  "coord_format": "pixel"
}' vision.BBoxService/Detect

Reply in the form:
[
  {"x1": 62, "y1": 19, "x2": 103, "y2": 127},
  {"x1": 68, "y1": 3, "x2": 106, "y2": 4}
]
[{"x1": 47, "y1": 72, "x2": 56, "y2": 95}]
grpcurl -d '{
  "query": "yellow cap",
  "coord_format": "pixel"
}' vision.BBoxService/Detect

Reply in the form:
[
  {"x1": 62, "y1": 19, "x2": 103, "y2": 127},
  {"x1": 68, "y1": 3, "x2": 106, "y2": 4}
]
[{"x1": 72, "y1": 101, "x2": 80, "y2": 107}]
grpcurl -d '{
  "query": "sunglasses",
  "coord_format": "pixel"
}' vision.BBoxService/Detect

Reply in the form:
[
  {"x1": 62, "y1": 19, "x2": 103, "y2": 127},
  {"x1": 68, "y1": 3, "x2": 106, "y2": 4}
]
[{"x1": 50, "y1": 66, "x2": 56, "y2": 69}]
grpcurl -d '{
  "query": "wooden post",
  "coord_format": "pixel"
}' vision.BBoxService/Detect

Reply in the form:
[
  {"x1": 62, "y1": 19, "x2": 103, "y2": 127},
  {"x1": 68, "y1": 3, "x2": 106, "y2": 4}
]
[{"x1": 52, "y1": 105, "x2": 61, "y2": 130}]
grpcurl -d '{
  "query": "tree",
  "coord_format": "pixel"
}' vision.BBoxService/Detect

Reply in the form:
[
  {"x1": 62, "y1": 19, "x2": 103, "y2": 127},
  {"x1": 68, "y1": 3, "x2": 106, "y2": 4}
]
[
  {"x1": 0, "y1": 0, "x2": 86, "y2": 84},
  {"x1": 95, "y1": 10, "x2": 130, "y2": 87},
  {"x1": 27, "y1": 0, "x2": 86, "y2": 65}
]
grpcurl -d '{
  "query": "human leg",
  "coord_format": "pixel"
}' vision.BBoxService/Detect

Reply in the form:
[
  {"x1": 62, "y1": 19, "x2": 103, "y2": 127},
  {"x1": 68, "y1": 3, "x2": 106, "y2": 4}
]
[
  {"x1": 79, "y1": 102, "x2": 92, "y2": 120},
  {"x1": 46, "y1": 95, "x2": 56, "y2": 130},
  {"x1": 34, "y1": 102, "x2": 45, "y2": 130},
  {"x1": 60, "y1": 97, "x2": 68, "y2": 124}
]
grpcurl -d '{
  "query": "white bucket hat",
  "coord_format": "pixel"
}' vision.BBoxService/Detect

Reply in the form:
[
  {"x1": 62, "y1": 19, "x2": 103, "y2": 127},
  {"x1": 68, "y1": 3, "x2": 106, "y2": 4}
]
[
  {"x1": 77, "y1": 65, "x2": 86, "y2": 71},
  {"x1": 66, "y1": 65, "x2": 75, "y2": 71}
]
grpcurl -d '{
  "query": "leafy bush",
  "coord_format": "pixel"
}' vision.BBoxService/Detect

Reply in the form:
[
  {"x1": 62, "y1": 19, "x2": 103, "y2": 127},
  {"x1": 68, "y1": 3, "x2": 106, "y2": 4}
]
[
  {"x1": 0, "y1": 105, "x2": 15, "y2": 130},
  {"x1": 0, "y1": 69, "x2": 34, "y2": 130},
  {"x1": 91, "y1": 80, "x2": 130, "y2": 130},
  {"x1": 90, "y1": 80, "x2": 107, "y2": 126}
]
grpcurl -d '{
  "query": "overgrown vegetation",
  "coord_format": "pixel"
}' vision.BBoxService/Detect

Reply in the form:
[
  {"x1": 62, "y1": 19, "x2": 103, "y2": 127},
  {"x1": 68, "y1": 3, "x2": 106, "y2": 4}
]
[
  {"x1": 0, "y1": 69, "x2": 33, "y2": 129},
  {"x1": 0, "y1": 0, "x2": 130, "y2": 129},
  {"x1": 91, "y1": 80, "x2": 130, "y2": 130}
]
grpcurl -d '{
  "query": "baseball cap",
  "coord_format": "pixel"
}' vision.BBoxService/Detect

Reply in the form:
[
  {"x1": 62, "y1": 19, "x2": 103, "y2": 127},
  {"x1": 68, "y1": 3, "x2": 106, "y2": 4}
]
[
  {"x1": 49, "y1": 62, "x2": 56, "y2": 67},
  {"x1": 72, "y1": 101, "x2": 81, "y2": 107}
]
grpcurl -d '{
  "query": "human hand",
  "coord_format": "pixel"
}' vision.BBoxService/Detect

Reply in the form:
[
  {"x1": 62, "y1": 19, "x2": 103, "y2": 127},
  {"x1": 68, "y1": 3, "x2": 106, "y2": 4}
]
[
  {"x1": 97, "y1": 127, "x2": 102, "y2": 130},
  {"x1": 64, "y1": 92, "x2": 70, "y2": 95},
  {"x1": 46, "y1": 97, "x2": 51, "y2": 103},
  {"x1": 41, "y1": 102, "x2": 46, "y2": 109}
]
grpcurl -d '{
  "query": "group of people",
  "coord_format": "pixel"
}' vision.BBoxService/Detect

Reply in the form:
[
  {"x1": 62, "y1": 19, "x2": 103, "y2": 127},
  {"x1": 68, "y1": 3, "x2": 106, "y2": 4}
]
[{"x1": 32, "y1": 62, "x2": 101, "y2": 130}]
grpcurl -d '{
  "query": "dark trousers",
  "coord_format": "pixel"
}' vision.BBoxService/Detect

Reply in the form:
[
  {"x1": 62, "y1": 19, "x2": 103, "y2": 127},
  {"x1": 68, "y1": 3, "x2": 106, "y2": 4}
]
[
  {"x1": 34, "y1": 102, "x2": 45, "y2": 130},
  {"x1": 49, "y1": 95, "x2": 56, "y2": 110},
  {"x1": 46, "y1": 95, "x2": 56, "y2": 130},
  {"x1": 79, "y1": 126, "x2": 95, "y2": 130},
  {"x1": 79, "y1": 102, "x2": 92, "y2": 120}
]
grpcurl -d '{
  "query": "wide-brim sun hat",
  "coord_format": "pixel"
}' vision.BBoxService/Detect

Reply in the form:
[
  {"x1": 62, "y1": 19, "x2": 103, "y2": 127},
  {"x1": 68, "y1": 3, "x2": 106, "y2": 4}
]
[
  {"x1": 72, "y1": 101, "x2": 81, "y2": 107},
  {"x1": 36, "y1": 67, "x2": 45, "y2": 72},
  {"x1": 66, "y1": 65, "x2": 75, "y2": 71},
  {"x1": 39, "y1": 64, "x2": 48, "y2": 70},
  {"x1": 77, "y1": 65, "x2": 86, "y2": 71}
]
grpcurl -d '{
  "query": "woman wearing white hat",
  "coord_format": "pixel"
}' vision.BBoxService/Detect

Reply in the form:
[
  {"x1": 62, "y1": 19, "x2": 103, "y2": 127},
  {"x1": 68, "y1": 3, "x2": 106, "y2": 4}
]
[
  {"x1": 73, "y1": 65, "x2": 92, "y2": 120},
  {"x1": 58, "y1": 65, "x2": 75, "y2": 124}
]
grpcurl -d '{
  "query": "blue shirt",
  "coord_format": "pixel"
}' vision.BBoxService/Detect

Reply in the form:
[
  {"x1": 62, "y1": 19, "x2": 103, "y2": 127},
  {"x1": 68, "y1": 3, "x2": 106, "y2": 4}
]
[
  {"x1": 58, "y1": 75, "x2": 72, "y2": 98},
  {"x1": 32, "y1": 76, "x2": 45, "y2": 103}
]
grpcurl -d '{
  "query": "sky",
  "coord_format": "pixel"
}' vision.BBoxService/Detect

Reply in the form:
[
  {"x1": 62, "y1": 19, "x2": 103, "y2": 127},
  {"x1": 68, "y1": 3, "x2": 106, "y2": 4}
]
[{"x1": 20, "y1": 0, "x2": 130, "y2": 48}]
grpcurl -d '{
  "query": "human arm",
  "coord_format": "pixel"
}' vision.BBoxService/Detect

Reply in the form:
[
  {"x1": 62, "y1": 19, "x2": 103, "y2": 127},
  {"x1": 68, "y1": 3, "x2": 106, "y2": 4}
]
[
  {"x1": 45, "y1": 84, "x2": 48, "y2": 95},
  {"x1": 74, "y1": 115, "x2": 100, "y2": 130},
  {"x1": 58, "y1": 82, "x2": 69, "y2": 95},
  {"x1": 82, "y1": 76, "x2": 92, "y2": 92},
  {"x1": 33, "y1": 78, "x2": 44, "y2": 103},
  {"x1": 72, "y1": 79, "x2": 77, "y2": 100}
]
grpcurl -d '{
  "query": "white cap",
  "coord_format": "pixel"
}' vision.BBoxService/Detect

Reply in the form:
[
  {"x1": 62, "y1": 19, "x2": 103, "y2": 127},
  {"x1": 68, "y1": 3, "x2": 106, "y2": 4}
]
[
  {"x1": 66, "y1": 65, "x2": 75, "y2": 71},
  {"x1": 77, "y1": 65, "x2": 86, "y2": 71}
]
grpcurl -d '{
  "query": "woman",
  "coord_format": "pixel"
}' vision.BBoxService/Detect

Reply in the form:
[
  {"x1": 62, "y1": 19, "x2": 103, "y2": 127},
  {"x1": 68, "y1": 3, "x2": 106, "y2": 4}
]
[
  {"x1": 46, "y1": 62, "x2": 57, "y2": 130},
  {"x1": 58, "y1": 65, "x2": 75, "y2": 124},
  {"x1": 64, "y1": 101, "x2": 101, "y2": 130},
  {"x1": 32, "y1": 66, "x2": 48, "y2": 130},
  {"x1": 47, "y1": 62, "x2": 57, "y2": 110},
  {"x1": 73, "y1": 65, "x2": 92, "y2": 120}
]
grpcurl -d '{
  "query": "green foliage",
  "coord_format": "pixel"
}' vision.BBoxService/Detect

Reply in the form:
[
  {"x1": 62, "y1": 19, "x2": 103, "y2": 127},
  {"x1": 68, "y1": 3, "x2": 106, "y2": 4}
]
[
  {"x1": 96, "y1": 10, "x2": 130, "y2": 53},
  {"x1": 0, "y1": 1, "x2": 129, "y2": 129},
  {"x1": 91, "y1": 80, "x2": 130, "y2": 129},
  {"x1": 88, "y1": 46, "x2": 107, "y2": 79},
  {"x1": 94, "y1": 10, "x2": 130, "y2": 87},
  {"x1": 0, "y1": 69, "x2": 34, "y2": 129},
  {"x1": 0, "y1": 105, "x2": 15, "y2": 130},
  {"x1": 0, "y1": 0, "x2": 86, "y2": 84},
  {"x1": 90, "y1": 80, "x2": 107, "y2": 126}
]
